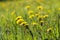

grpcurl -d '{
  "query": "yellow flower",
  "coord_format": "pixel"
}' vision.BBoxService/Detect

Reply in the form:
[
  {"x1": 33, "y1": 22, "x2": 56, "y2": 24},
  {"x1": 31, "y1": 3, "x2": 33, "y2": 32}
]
[
  {"x1": 31, "y1": 22, "x2": 37, "y2": 26},
  {"x1": 38, "y1": 15, "x2": 43, "y2": 18},
  {"x1": 25, "y1": 6, "x2": 30, "y2": 9},
  {"x1": 16, "y1": 19, "x2": 24, "y2": 24},
  {"x1": 35, "y1": 14, "x2": 39, "y2": 17},
  {"x1": 40, "y1": 21, "x2": 44, "y2": 26},
  {"x1": 20, "y1": 22, "x2": 28, "y2": 26},
  {"x1": 43, "y1": 15, "x2": 48, "y2": 18},
  {"x1": 38, "y1": 15, "x2": 43, "y2": 19},
  {"x1": 24, "y1": 24, "x2": 29, "y2": 27},
  {"x1": 35, "y1": 12, "x2": 40, "y2": 17},
  {"x1": 37, "y1": 6, "x2": 43, "y2": 10},
  {"x1": 38, "y1": 15, "x2": 44, "y2": 21},
  {"x1": 29, "y1": 15, "x2": 34, "y2": 19},
  {"x1": 28, "y1": 10, "x2": 33, "y2": 15},
  {"x1": 11, "y1": 10, "x2": 15, "y2": 16},
  {"x1": 40, "y1": 21, "x2": 44, "y2": 23},
  {"x1": 16, "y1": 16, "x2": 23, "y2": 21},
  {"x1": 47, "y1": 28, "x2": 52, "y2": 32}
]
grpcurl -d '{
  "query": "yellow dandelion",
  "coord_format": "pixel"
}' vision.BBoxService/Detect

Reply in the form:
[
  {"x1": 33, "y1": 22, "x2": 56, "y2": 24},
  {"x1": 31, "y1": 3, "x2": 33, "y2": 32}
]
[
  {"x1": 40, "y1": 21, "x2": 44, "y2": 23},
  {"x1": 20, "y1": 22, "x2": 28, "y2": 26},
  {"x1": 16, "y1": 16, "x2": 23, "y2": 21},
  {"x1": 16, "y1": 19, "x2": 24, "y2": 24},
  {"x1": 47, "y1": 28, "x2": 52, "y2": 32},
  {"x1": 37, "y1": 6, "x2": 43, "y2": 10},
  {"x1": 25, "y1": 6, "x2": 30, "y2": 9},
  {"x1": 35, "y1": 12, "x2": 40, "y2": 17},
  {"x1": 28, "y1": 10, "x2": 33, "y2": 15},
  {"x1": 11, "y1": 10, "x2": 15, "y2": 16},
  {"x1": 40, "y1": 21, "x2": 44, "y2": 26},
  {"x1": 37, "y1": 15, "x2": 44, "y2": 21},
  {"x1": 24, "y1": 24, "x2": 29, "y2": 27},
  {"x1": 31, "y1": 22, "x2": 37, "y2": 26},
  {"x1": 38, "y1": 15, "x2": 43, "y2": 19},
  {"x1": 35, "y1": 14, "x2": 39, "y2": 17},
  {"x1": 43, "y1": 15, "x2": 48, "y2": 18},
  {"x1": 29, "y1": 15, "x2": 34, "y2": 19},
  {"x1": 38, "y1": 15, "x2": 43, "y2": 18}
]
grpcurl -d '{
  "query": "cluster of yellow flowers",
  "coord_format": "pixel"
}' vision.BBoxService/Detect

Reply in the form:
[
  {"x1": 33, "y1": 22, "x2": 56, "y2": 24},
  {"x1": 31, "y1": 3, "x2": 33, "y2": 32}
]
[
  {"x1": 27, "y1": 10, "x2": 34, "y2": 19},
  {"x1": 25, "y1": 6, "x2": 30, "y2": 10},
  {"x1": 15, "y1": 16, "x2": 38, "y2": 26},
  {"x1": 15, "y1": 16, "x2": 34, "y2": 37},
  {"x1": 25, "y1": 5, "x2": 49, "y2": 26},
  {"x1": 15, "y1": 6, "x2": 49, "y2": 28},
  {"x1": 15, "y1": 5, "x2": 54, "y2": 35},
  {"x1": 16, "y1": 16, "x2": 28, "y2": 27},
  {"x1": 25, "y1": 5, "x2": 44, "y2": 10},
  {"x1": 37, "y1": 14, "x2": 48, "y2": 26},
  {"x1": 37, "y1": 14, "x2": 48, "y2": 20}
]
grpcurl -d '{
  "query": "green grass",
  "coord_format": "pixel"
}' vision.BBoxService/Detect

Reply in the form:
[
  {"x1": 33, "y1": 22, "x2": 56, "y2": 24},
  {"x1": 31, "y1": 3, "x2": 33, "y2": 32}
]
[{"x1": 0, "y1": 0, "x2": 60, "y2": 40}]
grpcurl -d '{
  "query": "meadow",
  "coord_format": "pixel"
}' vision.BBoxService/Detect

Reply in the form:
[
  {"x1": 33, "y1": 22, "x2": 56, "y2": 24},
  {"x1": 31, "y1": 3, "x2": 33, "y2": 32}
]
[{"x1": 0, "y1": 0, "x2": 60, "y2": 40}]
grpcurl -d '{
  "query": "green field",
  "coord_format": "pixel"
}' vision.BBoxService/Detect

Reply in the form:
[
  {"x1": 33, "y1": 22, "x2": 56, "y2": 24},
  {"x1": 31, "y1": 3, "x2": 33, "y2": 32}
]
[{"x1": 0, "y1": 0, "x2": 60, "y2": 40}]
